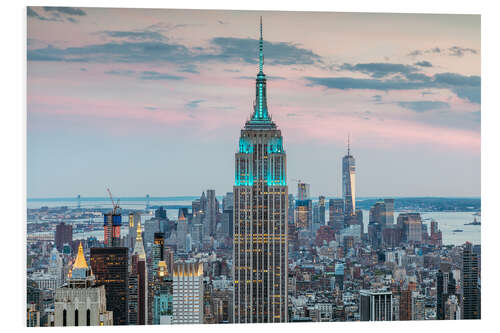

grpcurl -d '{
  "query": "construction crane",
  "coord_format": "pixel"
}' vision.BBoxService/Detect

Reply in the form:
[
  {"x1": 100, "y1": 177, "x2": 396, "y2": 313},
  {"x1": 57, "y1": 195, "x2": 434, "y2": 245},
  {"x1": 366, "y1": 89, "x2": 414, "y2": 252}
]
[{"x1": 106, "y1": 187, "x2": 121, "y2": 215}]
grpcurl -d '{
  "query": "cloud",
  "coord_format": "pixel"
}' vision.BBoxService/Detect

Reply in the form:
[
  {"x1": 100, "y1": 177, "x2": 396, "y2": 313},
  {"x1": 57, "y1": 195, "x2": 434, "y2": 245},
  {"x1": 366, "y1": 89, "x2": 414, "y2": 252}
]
[
  {"x1": 408, "y1": 50, "x2": 422, "y2": 56},
  {"x1": 144, "y1": 106, "x2": 159, "y2": 111},
  {"x1": 104, "y1": 69, "x2": 136, "y2": 76},
  {"x1": 104, "y1": 69, "x2": 184, "y2": 81},
  {"x1": 305, "y1": 69, "x2": 480, "y2": 104},
  {"x1": 305, "y1": 76, "x2": 428, "y2": 91},
  {"x1": 27, "y1": 7, "x2": 41, "y2": 18},
  {"x1": 99, "y1": 30, "x2": 167, "y2": 41},
  {"x1": 178, "y1": 64, "x2": 200, "y2": 74},
  {"x1": 139, "y1": 71, "x2": 185, "y2": 81},
  {"x1": 207, "y1": 37, "x2": 321, "y2": 66},
  {"x1": 340, "y1": 62, "x2": 417, "y2": 78},
  {"x1": 236, "y1": 75, "x2": 285, "y2": 80},
  {"x1": 397, "y1": 101, "x2": 450, "y2": 113},
  {"x1": 186, "y1": 100, "x2": 204, "y2": 109},
  {"x1": 414, "y1": 61, "x2": 432, "y2": 67},
  {"x1": 408, "y1": 46, "x2": 478, "y2": 57},
  {"x1": 448, "y1": 46, "x2": 478, "y2": 57},
  {"x1": 43, "y1": 7, "x2": 87, "y2": 16},
  {"x1": 27, "y1": 7, "x2": 60, "y2": 22},
  {"x1": 27, "y1": 41, "x2": 192, "y2": 63},
  {"x1": 27, "y1": 36, "x2": 322, "y2": 70}
]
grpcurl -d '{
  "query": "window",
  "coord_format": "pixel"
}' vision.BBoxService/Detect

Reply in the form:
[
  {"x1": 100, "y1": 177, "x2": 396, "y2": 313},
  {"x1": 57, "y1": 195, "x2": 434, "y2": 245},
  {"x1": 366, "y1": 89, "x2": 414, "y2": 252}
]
[
  {"x1": 63, "y1": 309, "x2": 67, "y2": 327},
  {"x1": 75, "y1": 309, "x2": 79, "y2": 326},
  {"x1": 87, "y1": 309, "x2": 91, "y2": 326}
]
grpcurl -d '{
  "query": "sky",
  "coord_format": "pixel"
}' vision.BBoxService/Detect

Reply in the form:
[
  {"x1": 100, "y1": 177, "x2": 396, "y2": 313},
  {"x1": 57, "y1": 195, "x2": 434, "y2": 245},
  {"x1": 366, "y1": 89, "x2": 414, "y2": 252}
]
[{"x1": 27, "y1": 7, "x2": 481, "y2": 198}]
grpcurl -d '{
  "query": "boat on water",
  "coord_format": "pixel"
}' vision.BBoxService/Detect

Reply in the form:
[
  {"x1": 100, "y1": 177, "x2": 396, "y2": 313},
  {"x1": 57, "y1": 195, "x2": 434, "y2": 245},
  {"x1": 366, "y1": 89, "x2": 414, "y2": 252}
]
[
  {"x1": 453, "y1": 229, "x2": 464, "y2": 232},
  {"x1": 465, "y1": 217, "x2": 481, "y2": 226}
]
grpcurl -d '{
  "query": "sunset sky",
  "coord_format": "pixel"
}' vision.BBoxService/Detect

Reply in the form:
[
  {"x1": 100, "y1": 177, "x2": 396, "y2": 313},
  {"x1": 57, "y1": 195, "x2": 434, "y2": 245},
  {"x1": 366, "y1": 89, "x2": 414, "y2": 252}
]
[{"x1": 27, "y1": 7, "x2": 481, "y2": 198}]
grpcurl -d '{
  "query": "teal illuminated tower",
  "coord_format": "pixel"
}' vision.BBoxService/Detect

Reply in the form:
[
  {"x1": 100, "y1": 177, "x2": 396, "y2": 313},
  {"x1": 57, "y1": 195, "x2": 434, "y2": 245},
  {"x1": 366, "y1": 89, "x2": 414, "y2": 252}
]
[{"x1": 233, "y1": 17, "x2": 288, "y2": 323}]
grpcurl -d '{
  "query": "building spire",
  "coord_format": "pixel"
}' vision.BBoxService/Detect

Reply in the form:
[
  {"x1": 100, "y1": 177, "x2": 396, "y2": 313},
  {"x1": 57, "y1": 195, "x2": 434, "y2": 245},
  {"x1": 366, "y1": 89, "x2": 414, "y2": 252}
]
[
  {"x1": 73, "y1": 241, "x2": 88, "y2": 269},
  {"x1": 133, "y1": 220, "x2": 146, "y2": 260},
  {"x1": 251, "y1": 16, "x2": 270, "y2": 122},
  {"x1": 259, "y1": 16, "x2": 264, "y2": 73},
  {"x1": 347, "y1": 134, "x2": 350, "y2": 156}
]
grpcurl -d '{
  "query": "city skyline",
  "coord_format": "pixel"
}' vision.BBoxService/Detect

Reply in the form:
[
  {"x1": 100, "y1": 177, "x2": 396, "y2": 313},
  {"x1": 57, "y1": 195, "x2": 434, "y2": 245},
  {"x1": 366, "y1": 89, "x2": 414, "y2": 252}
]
[
  {"x1": 22, "y1": 5, "x2": 483, "y2": 329},
  {"x1": 27, "y1": 8, "x2": 480, "y2": 198}
]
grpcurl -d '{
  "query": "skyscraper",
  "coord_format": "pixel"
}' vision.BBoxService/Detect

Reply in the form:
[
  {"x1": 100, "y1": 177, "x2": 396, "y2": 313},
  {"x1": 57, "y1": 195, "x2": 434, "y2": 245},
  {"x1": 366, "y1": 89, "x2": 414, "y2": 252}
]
[
  {"x1": 90, "y1": 247, "x2": 129, "y2": 325},
  {"x1": 462, "y1": 242, "x2": 480, "y2": 319},
  {"x1": 328, "y1": 199, "x2": 344, "y2": 232},
  {"x1": 129, "y1": 221, "x2": 148, "y2": 325},
  {"x1": 318, "y1": 196, "x2": 326, "y2": 225},
  {"x1": 437, "y1": 263, "x2": 456, "y2": 320},
  {"x1": 397, "y1": 213, "x2": 423, "y2": 244},
  {"x1": 295, "y1": 199, "x2": 312, "y2": 230},
  {"x1": 206, "y1": 189, "x2": 217, "y2": 236},
  {"x1": 342, "y1": 137, "x2": 356, "y2": 217},
  {"x1": 297, "y1": 182, "x2": 310, "y2": 200},
  {"x1": 55, "y1": 243, "x2": 113, "y2": 326},
  {"x1": 153, "y1": 261, "x2": 173, "y2": 324},
  {"x1": 172, "y1": 262, "x2": 204, "y2": 324},
  {"x1": 103, "y1": 211, "x2": 122, "y2": 247},
  {"x1": 233, "y1": 18, "x2": 288, "y2": 323}
]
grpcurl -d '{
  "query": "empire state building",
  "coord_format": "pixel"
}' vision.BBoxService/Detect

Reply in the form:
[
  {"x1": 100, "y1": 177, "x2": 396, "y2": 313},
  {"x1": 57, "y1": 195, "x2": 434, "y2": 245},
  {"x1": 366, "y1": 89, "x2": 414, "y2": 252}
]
[{"x1": 233, "y1": 18, "x2": 288, "y2": 323}]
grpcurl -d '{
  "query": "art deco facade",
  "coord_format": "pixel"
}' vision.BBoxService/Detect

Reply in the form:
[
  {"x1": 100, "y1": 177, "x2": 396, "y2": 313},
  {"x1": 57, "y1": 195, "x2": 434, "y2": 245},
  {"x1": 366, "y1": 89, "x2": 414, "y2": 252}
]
[
  {"x1": 233, "y1": 18, "x2": 288, "y2": 323},
  {"x1": 54, "y1": 243, "x2": 113, "y2": 326}
]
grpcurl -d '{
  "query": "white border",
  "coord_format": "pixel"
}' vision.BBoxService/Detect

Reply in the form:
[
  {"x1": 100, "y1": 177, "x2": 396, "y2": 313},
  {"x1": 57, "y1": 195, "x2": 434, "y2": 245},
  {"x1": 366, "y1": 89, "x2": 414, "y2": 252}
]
[{"x1": 3, "y1": 1, "x2": 498, "y2": 333}]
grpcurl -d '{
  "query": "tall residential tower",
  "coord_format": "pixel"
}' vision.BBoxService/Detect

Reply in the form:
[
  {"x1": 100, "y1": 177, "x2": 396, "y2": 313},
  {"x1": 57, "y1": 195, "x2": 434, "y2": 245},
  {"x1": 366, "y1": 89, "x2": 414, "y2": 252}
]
[{"x1": 233, "y1": 18, "x2": 288, "y2": 323}]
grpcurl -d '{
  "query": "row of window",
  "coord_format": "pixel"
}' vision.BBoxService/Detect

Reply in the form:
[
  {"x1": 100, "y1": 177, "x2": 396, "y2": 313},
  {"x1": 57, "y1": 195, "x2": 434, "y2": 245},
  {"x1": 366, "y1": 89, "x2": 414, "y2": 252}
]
[{"x1": 62, "y1": 309, "x2": 91, "y2": 326}]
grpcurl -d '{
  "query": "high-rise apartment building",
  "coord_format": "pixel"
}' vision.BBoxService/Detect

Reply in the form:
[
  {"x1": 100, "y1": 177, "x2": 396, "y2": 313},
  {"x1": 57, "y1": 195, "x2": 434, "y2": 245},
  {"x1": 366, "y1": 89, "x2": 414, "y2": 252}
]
[
  {"x1": 233, "y1": 18, "x2": 288, "y2": 323},
  {"x1": 172, "y1": 262, "x2": 204, "y2": 324}
]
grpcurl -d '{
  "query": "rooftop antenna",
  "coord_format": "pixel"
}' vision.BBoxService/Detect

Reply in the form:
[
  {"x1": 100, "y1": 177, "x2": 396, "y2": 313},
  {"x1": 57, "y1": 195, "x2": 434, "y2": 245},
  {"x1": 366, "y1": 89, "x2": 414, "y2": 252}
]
[
  {"x1": 259, "y1": 16, "x2": 264, "y2": 72},
  {"x1": 347, "y1": 134, "x2": 351, "y2": 156}
]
